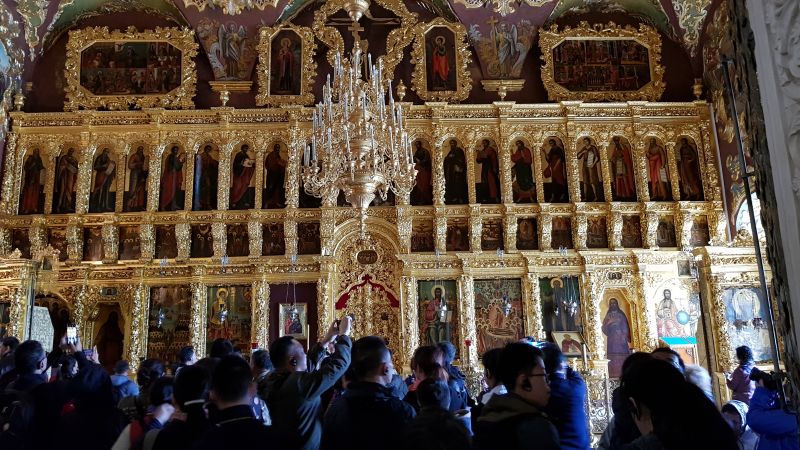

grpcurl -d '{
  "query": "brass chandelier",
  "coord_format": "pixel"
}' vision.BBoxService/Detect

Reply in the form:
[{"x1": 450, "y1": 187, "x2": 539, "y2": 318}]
[{"x1": 300, "y1": 1, "x2": 416, "y2": 237}]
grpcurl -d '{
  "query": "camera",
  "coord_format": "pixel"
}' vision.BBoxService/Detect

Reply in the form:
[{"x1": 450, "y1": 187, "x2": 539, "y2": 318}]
[{"x1": 750, "y1": 367, "x2": 780, "y2": 392}]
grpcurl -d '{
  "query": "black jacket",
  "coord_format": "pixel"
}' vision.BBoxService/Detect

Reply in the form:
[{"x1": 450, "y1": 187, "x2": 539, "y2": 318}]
[
  {"x1": 473, "y1": 393, "x2": 561, "y2": 450},
  {"x1": 152, "y1": 405, "x2": 212, "y2": 450},
  {"x1": 321, "y1": 381, "x2": 416, "y2": 450},
  {"x1": 264, "y1": 336, "x2": 352, "y2": 450},
  {"x1": 193, "y1": 405, "x2": 281, "y2": 450},
  {"x1": 404, "y1": 407, "x2": 471, "y2": 449}
]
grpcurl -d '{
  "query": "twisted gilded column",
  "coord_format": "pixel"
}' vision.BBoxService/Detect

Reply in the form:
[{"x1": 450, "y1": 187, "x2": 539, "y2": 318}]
[
  {"x1": 574, "y1": 213, "x2": 588, "y2": 250},
  {"x1": 400, "y1": 275, "x2": 419, "y2": 369},
  {"x1": 539, "y1": 213, "x2": 553, "y2": 251},
  {"x1": 66, "y1": 222, "x2": 83, "y2": 262},
  {"x1": 176, "y1": 222, "x2": 191, "y2": 260},
  {"x1": 523, "y1": 273, "x2": 544, "y2": 340},
  {"x1": 7, "y1": 264, "x2": 33, "y2": 339},
  {"x1": 74, "y1": 138, "x2": 93, "y2": 215},
  {"x1": 666, "y1": 141, "x2": 680, "y2": 201},
  {"x1": 190, "y1": 274, "x2": 208, "y2": 358},
  {"x1": 609, "y1": 211, "x2": 623, "y2": 250},
  {"x1": 469, "y1": 206, "x2": 482, "y2": 253},
  {"x1": 140, "y1": 220, "x2": 155, "y2": 261},
  {"x1": 457, "y1": 274, "x2": 480, "y2": 395},
  {"x1": 396, "y1": 206, "x2": 412, "y2": 254},
  {"x1": 503, "y1": 213, "x2": 517, "y2": 252},
  {"x1": 212, "y1": 222, "x2": 227, "y2": 258},
  {"x1": 217, "y1": 142, "x2": 235, "y2": 211},
  {"x1": 1, "y1": 132, "x2": 19, "y2": 211},
  {"x1": 251, "y1": 269, "x2": 270, "y2": 348},
  {"x1": 434, "y1": 211, "x2": 447, "y2": 254},
  {"x1": 643, "y1": 211, "x2": 659, "y2": 249},
  {"x1": 317, "y1": 259, "x2": 336, "y2": 340},
  {"x1": 0, "y1": 227, "x2": 11, "y2": 256},
  {"x1": 128, "y1": 273, "x2": 149, "y2": 374},
  {"x1": 248, "y1": 219, "x2": 263, "y2": 258},
  {"x1": 101, "y1": 222, "x2": 118, "y2": 263}
]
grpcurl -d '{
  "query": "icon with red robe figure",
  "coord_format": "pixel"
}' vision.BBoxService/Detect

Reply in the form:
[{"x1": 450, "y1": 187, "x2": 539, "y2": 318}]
[{"x1": 426, "y1": 30, "x2": 455, "y2": 92}]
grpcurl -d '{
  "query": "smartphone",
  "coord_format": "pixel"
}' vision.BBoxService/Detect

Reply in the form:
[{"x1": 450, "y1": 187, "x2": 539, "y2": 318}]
[
  {"x1": 66, "y1": 326, "x2": 77, "y2": 344},
  {"x1": 82, "y1": 349, "x2": 93, "y2": 359}
]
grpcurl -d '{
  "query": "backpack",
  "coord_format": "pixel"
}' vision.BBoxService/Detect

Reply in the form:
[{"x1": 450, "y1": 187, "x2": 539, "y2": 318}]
[{"x1": 0, "y1": 388, "x2": 34, "y2": 443}]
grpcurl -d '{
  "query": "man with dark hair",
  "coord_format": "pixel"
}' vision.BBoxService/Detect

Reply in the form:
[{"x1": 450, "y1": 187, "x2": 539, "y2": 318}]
[
  {"x1": 209, "y1": 339, "x2": 234, "y2": 359},
  {"x1": 322, "y1": 336, "x2": 416, "y2": 450},
  {"x1": 473, "y1": 342, "x2": 560, "y2": 450},
  {"x1": 540, "y1": 342, "x2": 590, "y2": 450},
  {"x1": 5, "y1": 340, "x2": 47, "y2": 392},
  {"x1": 265, "y1": 315, "x2": 353, "y2": 450},
  {"x1": 175, "y1": 345, "x2": 196, "y2": 375},
  {"x1": 251, "y1": 349, "x2": 273, "y2": 402},
  {"x1": 472, "y1": 348, "x2": 506, "y2": 429},
  {"x1": 436, "y1": 341, "x2": 470, "y2": 411},
  {"x1": 652, "y1": 346, "x2": 685, "y2": 374},
  {"x1": 404, "y1": 379, "x2": 471, "y2": 450},
  {"x1": 194, "y1": 355, "x2": 280, "y2": 449},
  {"x1": 0, "y1": 337, "x2": 19, "y2": 378},
  {"x1": 111, "y1": 359, "x2": 139, "y2": 403}
]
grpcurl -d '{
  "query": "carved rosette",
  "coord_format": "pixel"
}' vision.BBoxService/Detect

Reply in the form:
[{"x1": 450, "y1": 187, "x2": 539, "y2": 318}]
[
  {"x1": 539, "y1": 214, "x2": 553, "y2": 251},
  {"x1": 248, "y1": 220, "x2": 263, "y2": 258},
  {"x1": 176, "y1": 223, "x2": 191, "y2": 260},
  {"x1": 212, "y1": 222, "x2": 226, "y2": 258},
  {"x1": 251, "y1": 276, "x2": 269, "y2": 348},
  {"x1": 610, "y1": 211, "x2": 623, "y2": 250},
  {"x1": 400, "y1": 275, "x2": 419, "y2": 368},
  {"x1": 457, "y1": 275, "x2": 479, "y2": 369},
  {"x1": 644, "y1": 212, "x2": 659, "y2": 248},
  {"x1": 469, "y1": 213, "x2": 483, "y2": 253},
  {"x1": 66, "y1": 225, "x2": 83, "y2": 262},
  {"x1": 523, "y1": 273, "x2": 544, "y2": 340},
  {"x1": 139, "y1": 222, "x2": 155, "y2": 261},
  {"x1": 503, "y1": 214, "x2": 518, "y2": 252},
  {"x1": 101, "y1": 223, "x2": 119, "y2": 263},
  {"x1": 574, "y1": 214, "x2": 588, "y2": 250},
  {"x1": 190, "y1": 281, "x2": 208, "y2": 358}
]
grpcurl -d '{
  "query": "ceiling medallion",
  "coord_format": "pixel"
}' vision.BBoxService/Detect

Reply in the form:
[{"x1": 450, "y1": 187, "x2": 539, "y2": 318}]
[
  {"x1": 300, "y1": 1, "x2": 416, "y2": 238},
  {"x1": 182, "y1": 0, "x2": 278, "y2": 15}
]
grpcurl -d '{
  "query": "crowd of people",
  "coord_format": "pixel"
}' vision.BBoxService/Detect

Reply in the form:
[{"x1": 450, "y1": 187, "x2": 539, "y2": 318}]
[{"x1": 0, "y1": 319, "x2": 797, "y2": 450}]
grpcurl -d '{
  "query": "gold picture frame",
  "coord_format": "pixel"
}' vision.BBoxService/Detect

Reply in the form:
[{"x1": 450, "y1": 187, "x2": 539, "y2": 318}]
[
  {"x1": 410, "y1": 18, "x2": 472, "y2": 103},
  {"x1": 64, "y1": 26, "x2": 198, "y2": 111},
  {"x1": 255, "y1": 24, "x2": 316, "y2": 107},
  {"x1": 278, "y1": 303, "x2": 308, "y2": 339},
  {"x1": 539, "y1": 22, "x2": 665, "y2": 102}
]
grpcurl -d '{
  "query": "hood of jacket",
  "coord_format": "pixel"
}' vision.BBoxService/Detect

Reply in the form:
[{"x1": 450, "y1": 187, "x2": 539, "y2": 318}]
[
  {"x1": 110, "y1": 374, "x2": 131, "y2": 387},
  {"x1": 478, "y1": 392, "x2": 542, "y2": 424},
  {"x1": 725, "y1": 399, "x2": 749, "y2": 425}
]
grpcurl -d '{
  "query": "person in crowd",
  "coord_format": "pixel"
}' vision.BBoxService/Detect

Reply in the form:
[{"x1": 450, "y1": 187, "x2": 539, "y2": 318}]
[
  {"x1": 0, "y1": 336, "x2": 19, "y2": 378},
  {"x1": 685, "y1": 364, "x2": 714, "y2": 402},
  {"x1": 746, "y1": 367, "x2": 800, "y2": 450},
  {"x1": 727, "y1": 345, "x2": 756, "y2": 404},
  {"x1": 651, "y1": 347, "x2": 686, "y2": 374},
  {"x1": 4, "y1": 339, "x2": 47, "y2": 392},
  {"x1": 149, "y1": 365, "x2": 212, "y2": 450},
  {"x1": 112, "y1": 360, "x2": 140, "y2": 403},
  {"x1": 59, "y1": 354, "x2": 79, "y2": 380},
  {"x1": 437, "y1": 341, "x2": 471, "y2": 411},
  {"x1": 597, "y1": 352, "x2": 652, "y2": 450},
  {"x1": 473, "y1": 342, "x2": 560, "y2": 450},
  {"x1": 472, "y1": 348, "x2": 506, "y2": 428},
  {"x1": 174, "y1": 346, "x2": 196, "y2": 376},
  {"x1": 722, "y1": 400, "x2": 759, "y2": 450},
  {"x1": 112, "y1": 376, "x2": 175, "y2": 450},
  {"x1": 209, "y1": 338, "x2": 234, "y2": 359},
  {"x1": 57, "y1": 363, "x2": 130, "y2": 450},
  {"x1": 541, "y1": 342, "x2": 590, "y2": 450},
  {"x1": 404, "y1": 345, "x2": 451, "y2": 412},
  {"x1": 251, "y1": 348, "x2": 273, "y2": 402},
  {"x1": 403, "y1": 378, "x2": 471, "y2": 450},
  {"x1": 322, "y1": 336, "x2": 416, "y2": 450},
  {"x1": 620, "y1": 358, "x2": 738, "y2": 450},
  {"x1": 265, "y1": 315, "x2": 352, "y2": 450},
  {"x1": 194, "y1": 355, "x2": 281, "y2": 449},
  {"x1": 119, "y1": 358, "x2": 166, "y2": 421}
]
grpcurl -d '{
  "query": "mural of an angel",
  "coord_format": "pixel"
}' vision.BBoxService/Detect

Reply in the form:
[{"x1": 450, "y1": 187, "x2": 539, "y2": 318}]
[{"x1": 219, "y1": 23, "x2": 247, "y2": 80}]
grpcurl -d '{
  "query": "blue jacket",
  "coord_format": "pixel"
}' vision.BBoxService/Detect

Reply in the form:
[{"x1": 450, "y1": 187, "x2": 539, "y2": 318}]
[
  {"x1": 110, "y1": 374, "x2": 139, "y2": 399},
  {"x1": 747, "y1": 386, "x2": 799, "y2": 450},
  {"x1": 544, "y1": 367, "x2": 591, "y2": 450}
]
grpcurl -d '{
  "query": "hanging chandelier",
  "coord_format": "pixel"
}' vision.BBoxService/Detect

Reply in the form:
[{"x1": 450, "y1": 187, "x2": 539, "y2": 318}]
[{"x1": 301, "y1": 4, "x2": 416, "y2": 237}]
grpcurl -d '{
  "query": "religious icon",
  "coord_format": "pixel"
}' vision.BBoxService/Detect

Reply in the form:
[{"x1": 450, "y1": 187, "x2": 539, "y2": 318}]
[
  {"x1": 426, "y1": 29, "x2": 456, "y2": 92},
  {"x1": 516, "y1": 218, "x2": 538, "y2": 250},
  {"x1": 602, "y1": 296, "x2": 632, "y2": 378},
  {"x1": 446, "y1": 221, "x2": 469, "y2": 252},
  {"x1": 577, "y1": 137, "x2": 603, "y2": 202},
  {"x1": 191, "y1": 224, "x2": 213, "y2": 258},
  {"x1": 218, "y1": 23, "x2": 248, "y2": 80},
  {"x1": 19, "y1": 148, "x2": 45, "y2": 215},
  {"x1": 481, "y1": 218, "x2": 504, "y2": 251},
  {"x1": 53, "y1": 147, "x2": 79, "y2": 214},
  {"x1": 646, "y1": 137, "x2": 671, "y2": 201},
  {"x1": 159, "y1": 145, "x2": 186, "y2": 212},
  {"x1": 226, "y1": 223, "x2": 249, "y2": 257},
  {"x1": 89, "y1": 147, "x2": 117, "y2": 213},
  {"x1": 230, "y1": 143, "x2": 256, "y2": 210},
  {"x1": 551, "y1": 217, "x2": 573, "y2": 249},
  {"x1": 48, "y1": 228, "x2": 68, "y2": 262},
  {"x1": 279, "y1": 303, "x2": 308, "y2": 339},
  {"x1": 148, "y1": 286, "x2": 191, "y2": 363},
  {"x1": 263, "y1": 142, "x2": 288, "y2": 209},
  {"x1": 297, "y1": 222, "x2": 321, "y2": 255},
  {"x1": 83, "y1": 227, "x2": 103, "y2": 261},
  {"x1": 155, "y1": 225, "x2": 178, "y2": 259},
  {"x1": 411, "y1": 220, "x2": 435, "y2": 253},
  {"x1": 511, "y1": 140, "x2": 535, "y2": 203},
  {"x1": 542, "y1": 138, "x2": 568, "y2": 203},
  {"x1": 553, "y1": 332, "x2": 584, "y2": 357},
  {"x1": 587, "y1": 216, "x2": 608, "y2": 248},
  {"x1": 207, "y1": 286, "x2": 253, "y2": 356},
  {"x1": 410, "y1": 140, "x2": 434, "y2": 205},
  {"x1": 193, "y1": 144, "x2": 219, "y2": 211},
  {"x1": 677, "y1": 137, "x2": 703, "y2": 201},
  {"x1": 690, "y1": 216, "x2": 710, "y2": 247},
  {"x1": 263, "y1": 223, "x2": 285, "y2": 256},
  {"x1": 540, "y1": 276, "x2": 581, "y2": 335},
  {"x1": 270, "y1": 30, "x2": 302, "y2": 95},
  {"x1": 78, "y1": 41, "x2": 182, "y2": 95},
  {"x1": 723, "y1": 288, "x2": 772, "y2": 362},
  {"x1": 656, "y1": 217, "x2": 677, "y2": 247},
  {"x1": 609, "y1": 136, "x2": 636, "y2": 201},
  {"x1": 119, "y1": 226, "x2": 141, "y2": 260},
  {"x1": 474, "y1": 279, "x2": 524, "y2": 355},
  {"x1": 124, "y1": 145, "x2": 148, "y2": 212},
  {"x1": 471, "y1": 18, "x2": 535, "y2": 79},
  {"x1": 95, "y1": 307, "x2": 124, "y2": 372},
  {"x1": 418, "y1": 280, "x2": 459, "y2": 347},
  {"x1": 621, "y1": 215, "x2": 642, "y2": 248},
  {"x1": 443, "y1": 139, "x2": 468, "y2": 205},
  {"x1": 12, "y1": 229, "x2": 31, "y2": 259},
  {"x1": 475, "y1": 138, "x2": 501, "y2": 204},
  {"x1": 653, "y1": 285, "x2": 694, "y2": 338}
]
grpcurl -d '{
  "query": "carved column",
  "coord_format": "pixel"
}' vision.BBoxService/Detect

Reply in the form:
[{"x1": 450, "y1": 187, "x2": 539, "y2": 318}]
[
  {"x1": 396, "y1": 206, "x2": 412, "y2": 254},
  {"x1": 434, "y1": 211, "x2": 447, "y2": 254},
  {"x1": 176, "y1": 222, "x2": 191, "y2": 260},
  {"x1": 709, "y1": 206, "x2": 729, "y2": 245},
  {"x1": 73, "y1": 280, "x2": 88, "y2": 340},
  {"x1": 600, "y1": 138, "x2": 614, "y2": 203},
  {"x1": 643, "y1": 211, "x2": 659, "y2": 249},
  {"x1": 101, "y1": 222, "x2": 118, "y2": 263},
  {"x1": 128, "y1": 273, "x2": 149, "y2": 374},
  {"x1": 633, "y1": 137, "x2": 650, "y2": 202},
  {"x1": 523, "y1": 273, "x2": 544, "y2": 340},
  {"x1": 638, "y1": 271, "x2": 661, "y2": 350},
  {"x1": 28, "y1": 218, "x2": 47, "y2": 254},
  {"x1": 147, "y1": 144, "x2": 167, "y2": 212},
  {"x1": 212, "y1": 222, "x2": 227, "y2": 258},
  {"x1": 539, "y1": 213, "x2": 553, "y2": 251},
  {"x1": 679, "y1": 211, "x2": 695, "y2": 249},
  {"x1": 574, "y1": 213, "x2": 588, "y2": 250},
  {"x1": 584, "y1": 271, "x2": 605, "y2": 361},
  {"x1": 7, "y1": 264, "x2": 33, "y2": 339},
  {"x1": 1, "y1": 132, "x2": 18, "y2": 210},
  {"x1": 469, "y1": 206, "x2": 482, "y2": 252},
  {"x1": 286, "y1": 127, "x2": 302, "y2": 209},
  {"x1": 248, "y1": 219, "x2": 263, "y2": 258},
  {"x1": 666, "y1": 141, "x2": 681, "y2": 201},
  {"x1": 284, "y1": 218, "x2": 298, "y2": 257},
  {"x1": 466, "y1": 143, "x2": 477, "y2": 205},
  {"x1": 503, "y1": 213, "x2": 517, "y2": 252},
  {"x1": 140, "y1": 220, "x2": 155, "y2": 261},
  {"x1": 190, "y1": 274, "x2": 208, "y2": 358},
  {"x1": 0, "y1": 227, "x2": 12, "y2": 256},
  {"x1": 253, "y1": 146, "x2": 265, "y2": 211},
  {"x1": 457, "y1": 274, "x2": 479, "y2": 370},
  {"x1": 251, "y1": 269, "x2": 269, "y2": 348},
  {"x1": 317, "y1": 259, "x2": 336, "y2": 339},
  {"x1": 499, "y1": 139, "x2": 513, "y2": 205},
  {"x1": 217, "y1": 142, "x2": 235, "y2": 211},
  {"x1": 609, "y1": 211, "x2": 623, "y2": 250},
  {"x1": 400, "y1": 275, "x2": 419, "y2": 369},
  {"x1": 432, "y1": 136, "x2": 446, "y2": 206},
  {"x1": 567, "y1": 138, "x2": 581, "y2": 203},
  {"x1": 183, "y1": 147, "x2": 196, "y2": 213},
  {"x1": 66, "y1": 223, "x2": 82, "y2": 262},
  {"x1": 319, "y1": 209, "x2": 336, "y2": 256}
]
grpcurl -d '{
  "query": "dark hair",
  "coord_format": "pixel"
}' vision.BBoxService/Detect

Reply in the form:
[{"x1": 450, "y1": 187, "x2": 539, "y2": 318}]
[
  {"x1": 14, "y1": 340, "x2": 45, "y2": 374},
  {"x1": 481, "y1": 348, "x2": 503, "y2": 381},
  {"x1": 269, "y1": 336, "x2": 297, "y2": 369},
  {"x1": 539, "y1": 342, "x2": 565, "y2": 375},
  {"x1": 251, "y1": 349, "x2": 273, "y2": 372},
  {"x1": 622, "y1": 359, "x2": 738, "y2": 450},
  {"x1": 622, "y1": 351, "x2": 652, "y2": 376},
  {"x1": 212, "y1": 355, "x2": 252, "y2": 403},
  {"x1": 149, "y1": 377, "x2": 174, "y2": 407},
  {"x1": 652, "y1": 347, "x2": 686, "y2": 371},
  {"x1": 735, "y1": 346, "x2": 753, "y2": 365},
  {"x1": 60, "y1": 355, "x2": 78, "y2": 380},
  {"x1": 749, "y1": 367, "x2": 779, "y2": 392},
  {"x1": 209, "y1": 339, "x2": 234, "y2": 359},
  {"x1": 403, "y1": 409, "x2": 470, "y2": 450},
  {"x1": 417, "y1": 379, "x2": 450, "y2": 410},
  {"x1": 2, "y1": 336, "x2": 19, "y2": 351},
  {"x1": 137, "y1": 358, "x2": 166, "y2": 388},
  {"x1": 114, "y1": 360, "x2": 130, "y2": 375},
  {"x1": 352, "y1": 336, "x2": 390, "y2": 380},
  {"x1": 178, "y1": 346, "x2": 195, "y2": 364},
  {"x1": 437, "y1": 342, "x2": 457, "y2": 367},
  {"x1": 411, "y1": 346, "x2": 443, "y2": 373},
  {"x1": 498, "y1": 342, "x2": 543, "y2": 390},
  {"x1": 174, "y1": 365, "x2": 210, "y2": 409}
]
